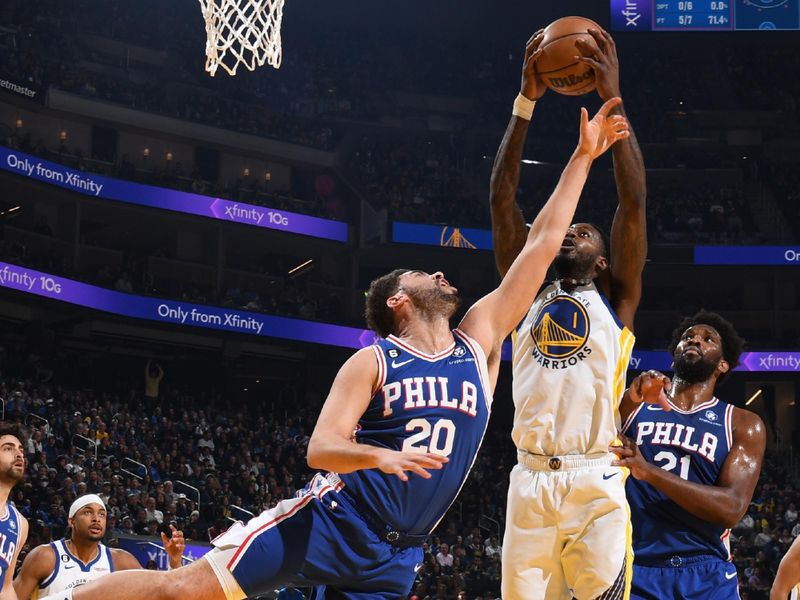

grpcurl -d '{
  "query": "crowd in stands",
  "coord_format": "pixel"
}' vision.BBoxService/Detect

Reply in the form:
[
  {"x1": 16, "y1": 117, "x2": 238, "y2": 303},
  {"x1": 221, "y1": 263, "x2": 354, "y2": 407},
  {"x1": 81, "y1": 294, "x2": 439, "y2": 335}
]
[
  {"x1": 763, "y1": 163, "x2": 800, "y2": 234},
  {"x1": 732, "y1": 454, "x2": 800, "y2": 600},
  {"x1": 0, "y1": 335, "x2": 798, "y2": 599},
  {"x1": 4, "y1": 132, "x2": 348, "y2": 224},
  {"x1": 3, "y1": 0, "x2": 798, "y2": 242},
  {"x1": 0, "y1": 341, "x2": 318, "y2": 568},
  {"x1": 0, "y1": 221, "x2": 350, "y2": 326}
]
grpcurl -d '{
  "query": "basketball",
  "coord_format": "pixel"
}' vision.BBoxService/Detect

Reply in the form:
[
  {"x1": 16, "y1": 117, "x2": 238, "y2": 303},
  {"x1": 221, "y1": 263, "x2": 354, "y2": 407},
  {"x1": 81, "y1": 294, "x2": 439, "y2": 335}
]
[{"x1": 535, "y1": 16, "x2": 602, "y2": 96}]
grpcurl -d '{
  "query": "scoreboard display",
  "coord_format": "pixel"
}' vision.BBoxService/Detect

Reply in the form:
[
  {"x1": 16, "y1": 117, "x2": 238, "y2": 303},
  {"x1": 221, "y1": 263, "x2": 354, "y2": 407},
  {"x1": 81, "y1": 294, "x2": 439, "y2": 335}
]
[{"x1": 610, "y1": 0, "x2": 800, "y2": 31}]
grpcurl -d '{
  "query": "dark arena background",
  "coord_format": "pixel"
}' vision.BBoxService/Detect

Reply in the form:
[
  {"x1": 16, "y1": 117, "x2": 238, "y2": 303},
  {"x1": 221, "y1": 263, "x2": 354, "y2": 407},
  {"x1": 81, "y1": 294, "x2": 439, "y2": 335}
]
[{"x1": 0, "y1": 0, "x2": 799, "y2": 598}]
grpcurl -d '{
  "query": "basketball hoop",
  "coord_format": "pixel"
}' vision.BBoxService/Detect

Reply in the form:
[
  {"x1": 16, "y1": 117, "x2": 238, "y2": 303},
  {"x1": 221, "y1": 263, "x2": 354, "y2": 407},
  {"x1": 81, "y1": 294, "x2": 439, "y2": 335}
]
[{"x1": 198, "y1": 0, "x2": 285, "y2": 77}]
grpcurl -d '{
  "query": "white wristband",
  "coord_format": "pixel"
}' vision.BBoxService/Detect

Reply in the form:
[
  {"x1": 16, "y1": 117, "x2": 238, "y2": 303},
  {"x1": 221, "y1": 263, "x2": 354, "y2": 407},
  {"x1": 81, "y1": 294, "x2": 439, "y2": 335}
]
[{"x1": 512, "y1": 93, "x2": 536, "y2": 121}]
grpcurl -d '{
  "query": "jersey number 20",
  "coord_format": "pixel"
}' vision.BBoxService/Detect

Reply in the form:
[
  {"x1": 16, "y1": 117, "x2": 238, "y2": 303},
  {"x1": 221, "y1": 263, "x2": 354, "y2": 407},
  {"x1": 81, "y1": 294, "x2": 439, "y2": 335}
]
[{"x1": 402, "y1": 418, "x2": 455, "y2": 457}]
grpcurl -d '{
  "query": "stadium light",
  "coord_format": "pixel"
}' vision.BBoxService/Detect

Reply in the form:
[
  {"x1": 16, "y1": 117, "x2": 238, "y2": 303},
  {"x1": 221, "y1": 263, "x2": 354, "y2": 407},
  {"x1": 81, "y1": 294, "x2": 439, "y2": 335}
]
[
  {"x1": 745, "y1": 389, "x2": 762, "y2": 406},
  {"x1": 288, "y1": 259, "x2": 313, "y2": 276}
]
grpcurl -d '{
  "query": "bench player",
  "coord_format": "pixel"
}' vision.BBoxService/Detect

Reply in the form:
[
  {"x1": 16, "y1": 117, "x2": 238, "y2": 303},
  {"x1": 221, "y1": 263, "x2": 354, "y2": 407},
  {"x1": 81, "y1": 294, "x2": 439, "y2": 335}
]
[{"x1": 15, "y1": 494, "x2": 185, "y2": 599}]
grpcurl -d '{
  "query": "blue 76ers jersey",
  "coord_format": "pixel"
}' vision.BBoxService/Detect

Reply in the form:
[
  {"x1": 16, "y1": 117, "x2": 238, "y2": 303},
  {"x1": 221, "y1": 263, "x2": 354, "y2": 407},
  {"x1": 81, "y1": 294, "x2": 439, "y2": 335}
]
[
  {"x1": 340, "y1": 329, "x2": 492, "y2": 535},
  {"x1": 622, "y1": 397, "x2": 734, "y2": 561},
  {"x1": 0, "y1": 504, "x2": 21, "y2": 581}
]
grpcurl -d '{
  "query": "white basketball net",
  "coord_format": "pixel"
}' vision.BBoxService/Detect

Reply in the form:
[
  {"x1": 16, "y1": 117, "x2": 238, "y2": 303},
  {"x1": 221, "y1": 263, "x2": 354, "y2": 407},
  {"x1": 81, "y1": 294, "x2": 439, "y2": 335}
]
[{"x1": 198, "y1": 0, "x2": 285, "y2": 77}]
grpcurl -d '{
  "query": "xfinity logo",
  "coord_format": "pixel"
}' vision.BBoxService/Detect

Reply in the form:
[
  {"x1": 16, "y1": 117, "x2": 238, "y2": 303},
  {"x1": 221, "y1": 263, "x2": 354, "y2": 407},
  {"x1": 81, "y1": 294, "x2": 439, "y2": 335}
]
[{"x1": 621, "y1": 0, "x2": 642, "y2": 26}]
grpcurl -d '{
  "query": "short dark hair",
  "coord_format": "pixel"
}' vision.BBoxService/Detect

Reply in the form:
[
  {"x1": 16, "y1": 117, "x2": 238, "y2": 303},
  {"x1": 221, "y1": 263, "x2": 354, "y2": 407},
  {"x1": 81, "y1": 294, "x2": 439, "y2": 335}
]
[
  {"x1": 669, "y1": 310, "x2": 745, "y2": 378},
  {"x1": 365, "y1": 269, "x2": 407, "y2": 338},
  {"x1": 0, "y1": 422, "x2": 27, "y2": 448}
]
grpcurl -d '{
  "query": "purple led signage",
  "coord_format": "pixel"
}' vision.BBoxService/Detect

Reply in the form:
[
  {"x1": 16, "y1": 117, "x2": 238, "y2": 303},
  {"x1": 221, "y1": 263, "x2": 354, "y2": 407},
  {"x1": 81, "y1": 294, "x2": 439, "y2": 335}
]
[
  {"x1": 0, "y1": 262, "x2": 367, "y2": 349},
  {"x1": 0, "y1": 147, "x2": 348, "y2": 242},
  {"x1": 2, "y1": 262, "x2": 797, "y2": 371}
]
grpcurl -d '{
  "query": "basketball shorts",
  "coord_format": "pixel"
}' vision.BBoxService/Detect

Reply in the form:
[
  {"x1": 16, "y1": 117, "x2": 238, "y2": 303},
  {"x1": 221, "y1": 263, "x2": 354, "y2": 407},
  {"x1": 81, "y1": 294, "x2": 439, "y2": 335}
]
[
  {"x1": 204, "y1": 472, "x2": 423, "y2": 600},
  {"x1": 502, "y1": 452, "x2": 633, "y2": 600},
  {"x1": 630, "y1": 555, "x2": 740, "y2": 600}
]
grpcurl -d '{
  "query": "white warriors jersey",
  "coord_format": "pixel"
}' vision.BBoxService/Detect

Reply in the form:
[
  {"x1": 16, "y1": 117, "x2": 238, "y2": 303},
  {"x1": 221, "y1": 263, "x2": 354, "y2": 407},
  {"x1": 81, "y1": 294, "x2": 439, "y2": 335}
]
[
  {"x1": 791, "y1": 583, "x2": 799, "y2": 600},
  {"x1": 34, "y1": 539, "x2": 115, "y2": 599},
  {"x1": 511, "y1": 280, "x2": 635, "y2": 456}
]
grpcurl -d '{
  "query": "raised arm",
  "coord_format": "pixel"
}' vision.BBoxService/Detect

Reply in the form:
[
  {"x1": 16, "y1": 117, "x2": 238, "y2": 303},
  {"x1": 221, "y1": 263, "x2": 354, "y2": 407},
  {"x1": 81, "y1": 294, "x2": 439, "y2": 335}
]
[
  {"x1": 489, "y1": 31, "x2": 546, "y2": 278},
  {"x1": 771, "y1": 535, "x2": 800, "y2": 600},
  {"x1": 307, "y1": 348, "x2": 447, "y2": 482},
  {"x1": 462, "y1": 98, "x2": 630, "y2": 357},
  {"x1": 612, "y1": 408, "x2": 766, "y2": 528},
  {"x1": 576, "y1": 28, "x2": 646, "y2": 331}
]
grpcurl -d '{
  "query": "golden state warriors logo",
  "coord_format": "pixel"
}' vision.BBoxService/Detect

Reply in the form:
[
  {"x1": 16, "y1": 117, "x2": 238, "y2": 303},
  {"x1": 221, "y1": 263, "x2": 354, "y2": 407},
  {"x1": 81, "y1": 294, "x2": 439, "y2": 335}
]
[
  {"x1": 440, "y1": 227, "x2": 476, "y2": 249},
  {"x1": 531, "y1": 296, "x2": 590, "y2": 359}
]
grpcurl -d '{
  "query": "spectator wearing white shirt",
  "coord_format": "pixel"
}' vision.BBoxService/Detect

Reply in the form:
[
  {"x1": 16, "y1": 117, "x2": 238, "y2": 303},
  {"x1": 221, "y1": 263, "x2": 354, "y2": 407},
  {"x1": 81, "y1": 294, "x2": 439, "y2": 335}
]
[
  {"x1": 145, "y1": 496, "x2": 164, "y2": 524},
  {"x1": 785, "y1": 502, "x2": 798, "y2": 525},
  {"x1": 484, "y1": 535, "x2": 502, "y2": 558},
  {"x1": 436, "y1": 543, "x2": 454, "y2": 569}
]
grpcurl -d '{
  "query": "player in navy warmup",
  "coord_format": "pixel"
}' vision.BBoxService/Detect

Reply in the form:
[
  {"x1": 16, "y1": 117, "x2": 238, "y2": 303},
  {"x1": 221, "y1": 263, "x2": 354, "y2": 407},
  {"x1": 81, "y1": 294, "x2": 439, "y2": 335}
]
[
  {"x1": 0, "y1": 422, "x2": 29, "y2": 600},
  {"x1": 614, "y1": 311, "x2": 766, "y2": 599},
  {"x1": 38, "y1": 100, "x2": 629, "y2": 600}
]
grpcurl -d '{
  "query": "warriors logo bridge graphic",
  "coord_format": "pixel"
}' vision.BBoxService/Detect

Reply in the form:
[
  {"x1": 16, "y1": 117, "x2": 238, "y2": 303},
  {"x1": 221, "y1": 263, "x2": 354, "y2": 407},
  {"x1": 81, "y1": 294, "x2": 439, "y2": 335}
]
[{"x1": 530, "y1": 295, "x2": 592, "y2": 368}]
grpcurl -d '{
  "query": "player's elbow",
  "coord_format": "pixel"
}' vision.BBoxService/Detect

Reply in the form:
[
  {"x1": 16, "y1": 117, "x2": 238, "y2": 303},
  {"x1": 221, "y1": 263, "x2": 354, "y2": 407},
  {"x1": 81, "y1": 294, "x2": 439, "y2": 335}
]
[
  {"x1": 719, "y1": 514, "x2": 742, "y2": 530},
  {"x1": 718, "y1": 498, "x2": 749, "y2": 529},
  {"x1": 306, "y1": 435, "x2": 332, "y2": 470},
  {"x1": 306, "y1": 438, "x2": 323, "y2": 469}
]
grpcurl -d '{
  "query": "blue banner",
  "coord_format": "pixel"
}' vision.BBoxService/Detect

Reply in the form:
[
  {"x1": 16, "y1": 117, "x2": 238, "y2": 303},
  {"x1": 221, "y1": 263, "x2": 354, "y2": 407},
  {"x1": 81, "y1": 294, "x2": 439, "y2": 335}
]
[
  {"x1": 0, "y1": 147, "x2": 348, "y2": 242},
  {"x1": 694, "y1": 245, "x2": 800, "y2": 265},
  {"x1": 115, "y1": 535, "x2": 210, "y2": 570},
  {"x1": 392, "y1": 222, "x2": 493, "y2": 251}
]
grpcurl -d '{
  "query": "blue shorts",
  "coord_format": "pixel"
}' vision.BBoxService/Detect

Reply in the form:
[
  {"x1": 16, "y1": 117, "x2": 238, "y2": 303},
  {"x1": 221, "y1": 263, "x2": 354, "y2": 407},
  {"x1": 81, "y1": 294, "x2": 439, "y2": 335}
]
[
  {"x1": 630, "y1": 555, "x2": 740, "y2": 600},
  {"x1": 205, "y1": 473, "x2": 423, "y2": 600}
]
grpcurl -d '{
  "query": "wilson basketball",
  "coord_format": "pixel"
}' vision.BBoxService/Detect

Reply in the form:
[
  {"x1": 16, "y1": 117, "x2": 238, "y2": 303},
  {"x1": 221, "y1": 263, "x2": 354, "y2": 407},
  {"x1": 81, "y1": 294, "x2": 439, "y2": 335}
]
[{"x1": 536, "y1": 16, "x2": 602, "y2": 96}]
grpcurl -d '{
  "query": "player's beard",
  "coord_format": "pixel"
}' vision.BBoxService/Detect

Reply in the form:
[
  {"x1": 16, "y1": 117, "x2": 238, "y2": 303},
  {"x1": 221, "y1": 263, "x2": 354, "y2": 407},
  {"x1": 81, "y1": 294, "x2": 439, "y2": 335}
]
[
  {"x1": 553, "y1": 250, "x2": 598, "y2": 281},
  {"x1": 406, "y1": 287, "x2": 461, "y2": 322},
  {"x1": 0, "y1": 461, "x2": 24, "y2": 484},
  {"x1": 673, "y1": 351, "x2": 718, "y2": 383}
]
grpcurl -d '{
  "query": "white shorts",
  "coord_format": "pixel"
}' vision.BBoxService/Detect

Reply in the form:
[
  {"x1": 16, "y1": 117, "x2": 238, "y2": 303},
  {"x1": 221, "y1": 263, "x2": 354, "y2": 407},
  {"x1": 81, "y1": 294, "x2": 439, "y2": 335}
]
[{"x1": 502, "y1": 452, "x2": 633, "y2": 600}]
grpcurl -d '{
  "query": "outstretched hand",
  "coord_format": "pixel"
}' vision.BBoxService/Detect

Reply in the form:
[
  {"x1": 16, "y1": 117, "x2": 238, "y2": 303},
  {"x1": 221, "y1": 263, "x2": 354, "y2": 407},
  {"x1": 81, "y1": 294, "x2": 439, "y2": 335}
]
[
  {"x1": 375, "y1": 449, "x2": 449, "y2": 482},
  {"x1": 521, "y1": 30, "x2": 546, "y2": 101},
  {"x1": 161, "y1": 524, "x2": 186, "y2": 569},
  {"x1": 578, "y1": 97, "x2": 630, "y2": 159}
]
